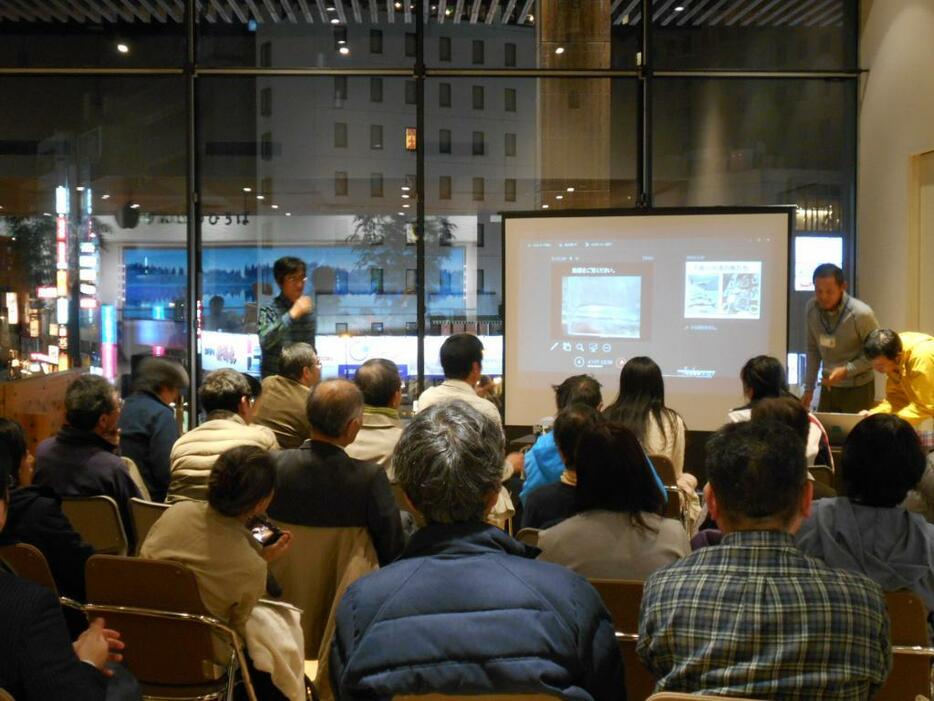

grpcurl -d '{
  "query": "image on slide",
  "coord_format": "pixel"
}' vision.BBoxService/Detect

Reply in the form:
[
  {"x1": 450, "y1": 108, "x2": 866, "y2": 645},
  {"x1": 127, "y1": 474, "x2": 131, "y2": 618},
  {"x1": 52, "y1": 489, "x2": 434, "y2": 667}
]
[
  {"x1": 561, "y1": 275, "x2": 642, "y2": 338},
  {"x1": 684, "y1": 261, "x2": 762, "y2": 319}
]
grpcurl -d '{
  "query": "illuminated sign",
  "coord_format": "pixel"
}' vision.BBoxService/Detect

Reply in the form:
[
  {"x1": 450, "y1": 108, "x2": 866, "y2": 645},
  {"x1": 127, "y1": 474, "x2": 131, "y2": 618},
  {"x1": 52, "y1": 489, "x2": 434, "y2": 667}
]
[
  {"x1": 4, "y1": 292, "x2": 18, "y2": 324},
  {"x1": 57, "y1": 270, "x2": 68, "y2": 296},
  {"x1": 79, "y1": 298, "x2": 98, "y2": 310},
  {"x1": 56, "y1": 298, "x2": 69, "y2": 324},
  {"x1": 37, "y1": 286, "x2": 58, "y2": 299},
  {"x1": 55, "y1": 186, "x2": 69, "y2": 215}
]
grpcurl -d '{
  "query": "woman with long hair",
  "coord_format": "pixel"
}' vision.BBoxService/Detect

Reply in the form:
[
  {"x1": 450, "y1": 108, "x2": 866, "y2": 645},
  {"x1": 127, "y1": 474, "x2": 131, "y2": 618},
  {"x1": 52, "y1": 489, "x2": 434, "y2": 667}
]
[
  {"x1": 603, "y1": 356, "x2": 696, "y2": 492},
  {"x1": 537, "y1": 421, "x2": 689, "y2": 579}
]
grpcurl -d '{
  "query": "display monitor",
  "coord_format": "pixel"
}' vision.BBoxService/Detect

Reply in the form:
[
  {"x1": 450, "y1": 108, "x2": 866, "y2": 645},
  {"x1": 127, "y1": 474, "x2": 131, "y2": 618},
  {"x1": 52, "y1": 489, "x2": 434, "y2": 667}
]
[
  {"x1": 794, "y1": 235, "x2": 843, "y2": 291},
  {"x1": 503, "y1": 209, "x2": 792, "y2": 431}
]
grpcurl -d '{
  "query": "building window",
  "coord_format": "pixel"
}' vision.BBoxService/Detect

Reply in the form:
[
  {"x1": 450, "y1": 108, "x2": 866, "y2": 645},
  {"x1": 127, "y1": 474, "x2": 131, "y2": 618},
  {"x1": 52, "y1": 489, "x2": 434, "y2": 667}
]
[
  {"x1": 370, "y1": 172, "x2": 383, "y2": 198},
  {"x1": 370, "y1": 124, "x2": 383, "y2": 150},
  {"x1": 472, "y1": 39, "x2": 484, "y2": 65},
  {"x1": 505, "y1": 132, "x2": 517, "y2": 157},
  {"x1": 439, "y1": 82, "x2": 452, "y2": 108},
  {"x1": 439, "y1": 36, "x2": 451, "y2": 62},
  {"x1": 332, "y1": 26, "x2": 347, "y2": 50},
  {"x1": 370, "y1": 268, "x2": 384, "y2": 294},
  {"x1": 477, "y1": 222, "x2": 485, "y2": 247},
  {"x1": 472, "y1": 85, "x2": 485, "y2": 110},
  {"x1": 405, "y1": 32, "x2": 417, "y2": 57},
  {"x1": 370, "y1": 29, "x2": 383, "y2": 54},
  {"x1": 439, "y1": 175, "x2": 452, "y2": 200},
  {"x1": 370, "y1": 77, "x2": 383, "y2": 103},
  {"x1": 505, "y1": 178, "x2": 517, "y2": 202},
  {"x1": 505, "y1": 42, "x2": 517, "y2": 67},
  {"x1": 334, "y1": 76, "x2": 348, "y2": 104},
  {"x1": 405, "y1": 80, "x2": 417, "y2": 105},
  {"x1": 260, "y1": 42, "x2": 272, "y2": 67},
  {"x1": 335, "y1": 171, "x2": 348, "y2": 196},
  {"x1": 405, "y1": 269, "x2": 417, "y2": 294},
  {"x1": 505, "y1": 88, "x2": 517, "y2": 112},
  {"x1": 472, "y1": 177, "x2": 485, "y2": 201},
  {"x1": 261, "y1": 131, "x2": 273, "y2": 161},
  {"x1": 334, "y1": 122, "x2": 348, "y2": 148},
  {"x1": 477, "y1": 268, "x2": 485, "y2": 292},
  {"x1": 260, "y1": 87, "x2": 272, "y2": 117},
  {"x1": 472, "y1": 131, "x2": 485, "y2": 156},
  {"x1": 439, "y1": 129, "x2": 452, "y2": 154}
]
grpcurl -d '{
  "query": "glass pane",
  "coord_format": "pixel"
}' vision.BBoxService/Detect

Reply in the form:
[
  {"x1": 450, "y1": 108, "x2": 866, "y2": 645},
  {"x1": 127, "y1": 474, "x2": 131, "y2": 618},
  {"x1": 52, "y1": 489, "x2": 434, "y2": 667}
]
[
  {"x1": 199, "y1": 1, "x2": 415, "y2": 68},
  {"x1": 423, "y1": 77, "x2": 638, "y2": 388},
  {"x1": 199, "y1": 76, "x2": 418, "y2": 383},
  {"x1": 0, "y1": 5, "x2": 184, "y2": 67},
  {"x1": 652, "y1": 78, "x2": 856, "y2": 354},
  {"x1": 0, "y1": 77, "x2": 188, "y2": 387},
  {"x1": 426, "y1": 0, "x2": 641, "y2": 69},
  {"x1": 652, "y1": 0, "x2": 857, "y2": 71}
]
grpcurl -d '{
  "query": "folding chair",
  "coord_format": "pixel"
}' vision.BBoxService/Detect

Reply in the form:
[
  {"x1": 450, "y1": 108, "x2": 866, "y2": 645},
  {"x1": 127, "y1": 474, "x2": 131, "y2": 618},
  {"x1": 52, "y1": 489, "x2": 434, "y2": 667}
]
[
  {"x1": 61, "y1": 495, "x2": 128, "y2": 556},
  {"x1": 0, "y1": 542, "x2": 83, "y2": 613},
  {"x1": 808, "y1": 464, "x2": 834, "y2": 488},
  {"x1": 84, "y1": 555, "x2": 257, "y2": 701},
  {"x1": 875, "y1": 590, "x2": 934, "y2": 701},
  {"x1": 130, "y1": 498, "x2": 170, "y2": 554},
  {"x1": 588, "y1": 578, "x2": 656, "y2": 701},
  {"x1": 648, "y1": 455, "x2": 677, "y2": 486},
  {"x1": 515, "y1": 528, "x2": 540, "y2": 547}
]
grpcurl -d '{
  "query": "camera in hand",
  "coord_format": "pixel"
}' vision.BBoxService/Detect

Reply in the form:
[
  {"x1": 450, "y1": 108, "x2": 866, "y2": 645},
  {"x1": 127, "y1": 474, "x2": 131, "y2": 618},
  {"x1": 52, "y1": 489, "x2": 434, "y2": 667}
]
[{"x1": 248, "y1": 516, "x2": 283, "y2": 546}]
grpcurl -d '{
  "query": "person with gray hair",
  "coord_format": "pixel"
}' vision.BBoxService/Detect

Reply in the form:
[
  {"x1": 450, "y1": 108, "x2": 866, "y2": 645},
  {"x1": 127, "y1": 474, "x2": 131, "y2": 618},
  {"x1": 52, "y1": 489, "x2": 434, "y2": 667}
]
[
  {"x1": 166, "y1": 369, "x2": 279, "y2": 503},
  {"x1": 345, "y1": 359, "x2": 405, "y2": 477},
  {"x1": 253, "y1": 342, "x2": 320, "y2": 449},
  {"x1": 119, "y1": 357, "x2": 189, "y2": 502},
  {"x1": 268, "y1": 379, "x2": 403, "y2": 566},
  {"x1": 330, "y1": 400, "x2": 625, "y2": 700}
]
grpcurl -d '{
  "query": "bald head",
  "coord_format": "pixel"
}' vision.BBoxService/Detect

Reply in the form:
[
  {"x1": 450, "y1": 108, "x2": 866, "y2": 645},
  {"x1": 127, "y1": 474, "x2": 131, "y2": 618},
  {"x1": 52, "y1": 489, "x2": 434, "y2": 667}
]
[{"x1": 306, "y1": 379, "x2": 364, "y2": 445}]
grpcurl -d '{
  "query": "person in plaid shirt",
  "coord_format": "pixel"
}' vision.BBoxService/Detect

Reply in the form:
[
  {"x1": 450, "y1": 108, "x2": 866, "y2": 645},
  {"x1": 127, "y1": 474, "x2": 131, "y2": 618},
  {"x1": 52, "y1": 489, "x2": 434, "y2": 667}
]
[{"x1": 638, "y1": 420, "x2": 891, "y2": 700}]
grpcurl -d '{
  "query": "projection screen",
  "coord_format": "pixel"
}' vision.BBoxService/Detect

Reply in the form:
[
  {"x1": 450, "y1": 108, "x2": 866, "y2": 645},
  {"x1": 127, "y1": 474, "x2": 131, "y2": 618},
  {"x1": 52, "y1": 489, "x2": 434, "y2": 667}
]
[{"x1": 503, "y1": 208, "x2": 792, "y2": 431}]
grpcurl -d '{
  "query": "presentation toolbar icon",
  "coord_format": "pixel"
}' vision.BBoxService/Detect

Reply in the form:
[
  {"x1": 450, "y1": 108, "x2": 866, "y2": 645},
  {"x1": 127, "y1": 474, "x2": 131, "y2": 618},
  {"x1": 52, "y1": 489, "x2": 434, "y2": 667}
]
[
  {"x1": 574, "y1": 356, "x2": 585, "y2": 368},
  {"x1": 562, "y1": 341, "x2": 572, "y2": 352}
]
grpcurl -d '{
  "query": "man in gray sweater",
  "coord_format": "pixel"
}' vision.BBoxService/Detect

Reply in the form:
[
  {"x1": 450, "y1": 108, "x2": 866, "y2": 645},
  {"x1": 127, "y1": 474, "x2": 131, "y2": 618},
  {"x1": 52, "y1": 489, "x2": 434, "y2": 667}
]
[{"x1": 801, "y1": 264, "x2": 879, "y2": 413}]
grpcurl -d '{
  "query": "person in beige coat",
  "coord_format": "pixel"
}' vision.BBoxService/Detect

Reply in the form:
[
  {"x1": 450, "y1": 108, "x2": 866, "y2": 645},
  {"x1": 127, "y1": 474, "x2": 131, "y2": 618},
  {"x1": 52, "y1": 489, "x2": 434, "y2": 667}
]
[
  {"x1": 346, "y1": 358, "x2": 404, "y2": 479},
  {"x1": 253, "y1": 343, "x2": 320, "y2": 449},
  {"x1": 167, "y1": 369, "x2": 278, "y2": 503}
]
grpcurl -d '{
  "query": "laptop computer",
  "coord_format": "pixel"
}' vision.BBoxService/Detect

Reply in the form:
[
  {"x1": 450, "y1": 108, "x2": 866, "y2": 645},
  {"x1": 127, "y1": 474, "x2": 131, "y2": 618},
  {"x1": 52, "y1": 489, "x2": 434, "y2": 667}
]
[{"x1": 814, "y1": 412, "x2": 867, "y2": 446}]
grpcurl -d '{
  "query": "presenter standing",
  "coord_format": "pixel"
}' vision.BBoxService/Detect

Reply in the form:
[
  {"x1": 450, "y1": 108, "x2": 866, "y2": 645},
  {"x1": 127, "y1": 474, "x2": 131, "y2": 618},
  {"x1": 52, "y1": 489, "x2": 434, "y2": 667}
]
[
  {"x1": 258, "y1": 256, "x2": 315, "y2": 378},
  {"x1": 801, "y1": 264, "x2": 879, "y2": 412}
]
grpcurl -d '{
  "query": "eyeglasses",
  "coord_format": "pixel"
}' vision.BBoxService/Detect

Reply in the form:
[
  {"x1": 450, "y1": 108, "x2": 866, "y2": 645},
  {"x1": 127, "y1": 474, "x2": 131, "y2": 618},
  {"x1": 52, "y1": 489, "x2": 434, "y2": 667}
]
[{"x1": 284, "y1": 274, "x2": 307, "y2": 283}]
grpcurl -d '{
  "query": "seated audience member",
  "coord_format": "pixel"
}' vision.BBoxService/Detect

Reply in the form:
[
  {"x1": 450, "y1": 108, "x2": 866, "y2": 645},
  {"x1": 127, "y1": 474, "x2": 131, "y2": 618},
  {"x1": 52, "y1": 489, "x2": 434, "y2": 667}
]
[
  {"x1": 0, "y1": 443, "x2": 135, "y2": 701},
  {"x1": 345, "y1": 358, "x2": 405, "y2": 477},
  {"x1": 141, "y1": 445, "x2": 294, "y2": 701},
  {"x1": 521, "y1": 404, "x2": 602, "y2": 530},
  {"x1": 537, "y1": 420, "x2": 689, "y2": 578},
  {"x1": 330, "y1": 401, "x2": 625, "y2": 700},
  {"x1": 518, "y1": 374, "x2": 604, "y2": 504},
  {"x1": 0, "y1": 418, "x2": 94, "y2": 602},
  {"x1": 35, "y1": 374, "x2": 141, "y2": 548},
  {"x1": 638, "y1": 421, "x2": 890, "y2": 700},
  {"x1": 269, "y1": 379, "x2": 404, "y2": 566},
  {"x1": 253, "y1": 343, "x2": 320, "y2": 449},
  {"x1": 475, "y1": 374, "x2": 502, "y2": 412},
  {"x1": 797, "y1": 414, "x2": 934, "y2": 611},
  {"x1": 865, "y1": 328, "x2": 934, "y2": 425},
  {"x1": 604, "y1": 356, "x2": 698, "y2": 493},
  {"x1": 729, "y1": 355, "x2": 834, "y2": 468},
  {"x1": 119, "y1": 357, "x2": 189, "y2": 502},
  {"x1": 751, "y1": 397, "x2": 837, "y2": 499},
  {"x1": 167, "y1": 369, "x2": 279, "y2": 503}
]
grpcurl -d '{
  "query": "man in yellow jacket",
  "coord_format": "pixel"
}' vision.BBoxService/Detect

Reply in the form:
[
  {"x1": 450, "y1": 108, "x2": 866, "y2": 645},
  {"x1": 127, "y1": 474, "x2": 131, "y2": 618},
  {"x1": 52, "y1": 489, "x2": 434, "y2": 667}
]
[{"x1": 864, "y1": 329, "x2": 934, "y2": 426}]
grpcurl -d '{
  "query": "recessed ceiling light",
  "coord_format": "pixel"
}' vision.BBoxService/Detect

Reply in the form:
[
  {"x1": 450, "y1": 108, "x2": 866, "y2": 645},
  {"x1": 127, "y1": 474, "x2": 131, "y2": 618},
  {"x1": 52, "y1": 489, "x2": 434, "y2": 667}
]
[
  {"x1": 0, "y1": 205, "x2": 4, "y2": 210},
  {"x1": 401, "y1": 194, "x2": 410, "y2": 199},
  {"x1": 394, "y1": 1, "x2": 402, "y2": 8},
  {"x1": 76, "y1": 186, "x2": 85, "y2": 192},
  {"x1": 445, "y1": 7, "x2": 452, "y2": 14},
  {"x1": 398, "y1": 211, "x2": 405, "y2": 215},
  {"x1": 542, "y1": 204, "x2": 549, "y2": 209},
  {"x1": 43, "y1": 212, "x2": 51, "y2": 217},
  {"x1": 556, "y1": 195, "x2": 564, "y2": 200},
  {"x1": 330, "y1": 17, "x2": 340, "y2": 24},
  {"x1": 326, "y1": 4, "x2": 336, "y2": 10},
  {"x1": 243, "y1": 187, "x2": 252, "y2": 192},
  {"x1": 337, "y1": 39, "x2": 346, "y2": 44},
  {"x1": 402, "y1": 203, "x2": 410, "y2": 208},
  {"x1": 339, "y1": 46, "x2": 350, "y2": 55},
  {"x1": 554, "y1": 47, "x2": 565, "y2": 55},
  {"x1": 101, "y1": 194, "x2": 110, "y2": 200},
  {"x1": 271, "y1": 204, "x2": 279, "y2": 209},
  {"x1": 256, "y1": 195, "x2": 264, "y2": 200},
  {"x1": 566, "y1": 186, "x2": 575, "y2": 192},
  {"x1": 130, "y1": 203, "x2": 141, "y2": 209},
  {"x1": 674, "y1": 5, "x2": 685, "y2": 11},
  {"x1": 285, "y1": 212, "x2": 292, "y2": 216},
  {"x1": 401, "y1": 186, "x2": 411, "y2": 191},
  {"x1": 116, "y1": 43, "x2": 129, "y2": 54}
]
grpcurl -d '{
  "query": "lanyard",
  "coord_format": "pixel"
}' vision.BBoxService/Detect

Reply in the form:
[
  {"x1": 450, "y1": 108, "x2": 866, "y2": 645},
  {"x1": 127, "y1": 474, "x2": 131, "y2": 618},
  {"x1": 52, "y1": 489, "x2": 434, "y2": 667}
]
[{"x1": 819, "y1": 297, "x2": 849, "y2": 336}]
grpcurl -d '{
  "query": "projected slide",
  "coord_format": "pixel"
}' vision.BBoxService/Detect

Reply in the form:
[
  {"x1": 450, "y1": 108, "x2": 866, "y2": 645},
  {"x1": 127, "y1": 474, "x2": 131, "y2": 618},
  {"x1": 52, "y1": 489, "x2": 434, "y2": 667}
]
[
  {"x1": 684, "y1": 261, "x2": 762, "y2": 320},
  {"x1": 503, "y1": 211, "x2": 790, "y2": 431}
]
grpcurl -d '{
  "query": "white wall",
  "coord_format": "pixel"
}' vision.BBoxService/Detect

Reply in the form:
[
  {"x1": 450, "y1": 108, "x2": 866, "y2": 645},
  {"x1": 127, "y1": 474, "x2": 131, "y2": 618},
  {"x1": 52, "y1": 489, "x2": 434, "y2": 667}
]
[{"x1": 859, "y1": 0, "x2": 934, "y2": 333}]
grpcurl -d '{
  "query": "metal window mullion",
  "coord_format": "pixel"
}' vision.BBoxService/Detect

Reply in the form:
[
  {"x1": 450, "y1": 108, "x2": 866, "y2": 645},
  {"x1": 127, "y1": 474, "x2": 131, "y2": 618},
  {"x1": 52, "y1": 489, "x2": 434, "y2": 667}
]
[
  {"x1": 185, "y1": 0, "x2": 202, "y2": 423},
  {"x1": 415, "y1": 0, "x2": 426, "y2": 395}
]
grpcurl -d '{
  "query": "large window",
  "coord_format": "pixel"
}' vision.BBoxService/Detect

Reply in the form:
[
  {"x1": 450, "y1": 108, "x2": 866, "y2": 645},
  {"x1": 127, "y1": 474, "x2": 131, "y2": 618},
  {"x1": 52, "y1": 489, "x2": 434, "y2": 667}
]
[{"x1": 0, "y1": 0, "x2": 859, "y2": 417}]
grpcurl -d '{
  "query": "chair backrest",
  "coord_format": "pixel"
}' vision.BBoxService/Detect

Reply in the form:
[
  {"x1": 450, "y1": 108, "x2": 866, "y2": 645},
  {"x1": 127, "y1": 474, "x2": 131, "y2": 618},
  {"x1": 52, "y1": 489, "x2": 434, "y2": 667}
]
[
  {"x1": 515, "y1": 528, "x2": 540, "y2": 547},
  {"x1": 61, "y1": 496, "x2": 128, "y2": 556},
  {"x1": 84, "y1": 555, "x2": 227, "y2": 686},
  {"x1": 392, "y1": 695, "x2": 561, "y2": 700},
  {"x1": 874, "y1": 590, "x2": 933, "y2": 701},
  {"x1": 648, "y1": 455, "x2": 677, "y2": 486},
  {"x1": 809, "y1": 464, "x2": 834, "y2": 488},
  {"x1": 269, "y1": 523, "x2": 379, "y2": 660},
  {"x1": 129, "y1": 497, "x2": 169, "y2": 554},
  {"x1": 588, "y1": 578, "x2": 655, "y2": 701},
  {"x1": 0, "y1": 688, "x2": 14, "y2": 701},
  {"x1": 0, "y1": 543, "x2": 58, "y2": 594},
  {"x1": 662, "y1": 488, "x2": 683, "y2": 522}
]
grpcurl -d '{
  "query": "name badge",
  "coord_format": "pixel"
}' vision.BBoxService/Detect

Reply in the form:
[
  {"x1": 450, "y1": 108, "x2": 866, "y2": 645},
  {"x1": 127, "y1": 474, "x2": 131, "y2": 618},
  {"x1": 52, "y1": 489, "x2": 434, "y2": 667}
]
[{"x1": 819, "y1": 334, "x2": 836, "y2": 349}]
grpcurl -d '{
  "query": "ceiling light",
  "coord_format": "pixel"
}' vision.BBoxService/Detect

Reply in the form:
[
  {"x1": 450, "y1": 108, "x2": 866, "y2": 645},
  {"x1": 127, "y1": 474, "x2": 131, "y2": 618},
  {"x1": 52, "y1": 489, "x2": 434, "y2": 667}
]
[
  {"x1": 326, "y1": 4, "x2": 336, "y2": 10},
  {"x1": 339, "y1": 46, "x2": 350, "y2": 55},
  {"x1": 542, "y1": 204, "x2": 549, "y2": 209},
  {"x1": 76, "y1": 186, "x2": 85, "y2": 192},
  {"x1": 256, "y1": 195, "x2": 265, "y2": 200},
  {"x1": 402, "y1": 203, "x2": 410, "y2": 208},
  {"x1": 116, "y1": 43, "x2": 129, "y2": 54},
  {"x1": 0, "y1": 205, "x2": 4, "y2": 210},
  {"x1": 401, "y1": 194, "x2": 410, "y2": 199},
  {"x1": 130, "y1": 203, "x2": 140, "y2": 209},
  {"x1": 330, "y1": 17, "x2": 340, "y2": 24},
  {"x1": 285, "y1": 212, "x2": 292, "y2": 216},
  {"x1": 556, "y1": 195, "x2": 564, "y2": 200},
  {"x1": 271, "y1": 204, "x2": 279, "y2": 209},
  {"x1": 398, "y1": 211, "x2": 405, "y2": 215},
  {"x1": 43, "y1": 212, "x2": 51, "y2": 217},
  {"x1": 101, "y1": 194, "x2": 110, "y2": 200},
  {"x1": 566, "y1": 186, "x2": 575, "y2": 192},
  {"x1": 394, "y1": 1, "x2": 402, "y2": 8},
  {"x1": 401, "y1": 185, "x2": 411, "y2": 191},
  {"x1": 445, "y1": 7, "x2": 452, "y2": 14},
  {"x1": 554, "y1": 47, "x2": 565, "y2": 55},
  {"x1": 337, "y1": 39, "x2": 346, "y2": 44},
  {"x1": 674, "y1": 5, "x2": 685, "y2": 11},
  {"x1": 528, "y1": 14, "x2": 534, "y2": 22},
  {"x1": 243, "y1": 187, "x2": 252, "y2": 192}
]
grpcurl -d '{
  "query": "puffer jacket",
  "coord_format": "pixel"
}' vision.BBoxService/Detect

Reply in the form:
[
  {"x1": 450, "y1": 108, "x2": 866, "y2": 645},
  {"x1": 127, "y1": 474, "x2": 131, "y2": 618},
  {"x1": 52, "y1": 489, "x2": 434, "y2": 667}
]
[
  {"x1": 167, "y1": 412, "x2": 279, "y2": 503},
  {"x1": 330, "y1": 521, "x2": 625, "y2": 701}
]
